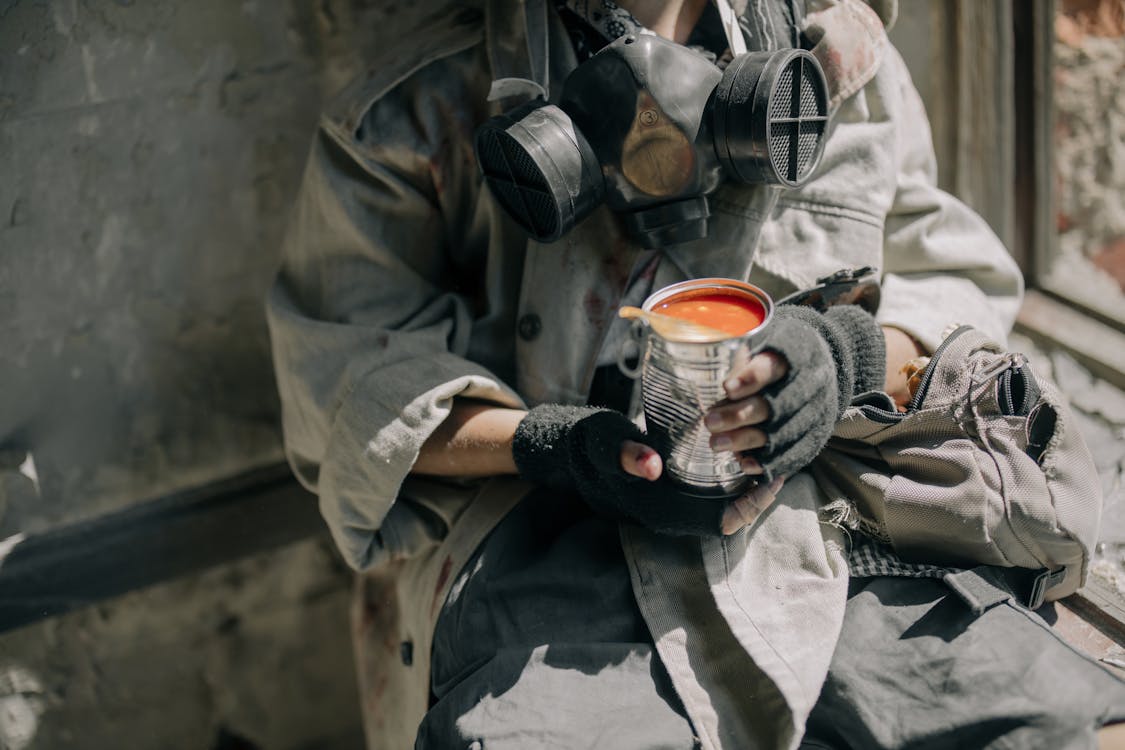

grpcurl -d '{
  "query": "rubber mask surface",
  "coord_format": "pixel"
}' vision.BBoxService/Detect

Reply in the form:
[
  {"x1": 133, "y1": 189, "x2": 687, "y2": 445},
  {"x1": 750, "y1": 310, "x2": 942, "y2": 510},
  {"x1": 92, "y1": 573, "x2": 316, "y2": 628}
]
[{"x1": 475, "y1": 33, "x2": 828, "y2": 248}]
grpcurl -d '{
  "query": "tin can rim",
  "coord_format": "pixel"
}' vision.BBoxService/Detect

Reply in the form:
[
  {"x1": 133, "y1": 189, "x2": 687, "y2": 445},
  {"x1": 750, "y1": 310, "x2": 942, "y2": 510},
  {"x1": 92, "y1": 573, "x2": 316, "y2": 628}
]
[{"x1": 640, "y1": 278, "x2": 774, "y2": 342}]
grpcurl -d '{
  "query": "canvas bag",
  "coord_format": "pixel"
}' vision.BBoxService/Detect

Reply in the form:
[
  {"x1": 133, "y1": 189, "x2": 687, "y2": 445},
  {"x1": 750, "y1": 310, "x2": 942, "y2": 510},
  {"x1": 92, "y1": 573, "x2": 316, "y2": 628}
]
[{"x1": 810, "y1": 325, "x2": 1102, "y2": 604}]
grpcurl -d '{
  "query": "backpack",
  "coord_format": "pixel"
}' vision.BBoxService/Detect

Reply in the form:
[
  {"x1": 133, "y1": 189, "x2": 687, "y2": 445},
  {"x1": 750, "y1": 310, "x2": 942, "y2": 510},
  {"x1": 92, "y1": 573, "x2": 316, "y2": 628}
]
[{"x1": 810, "y1": 325, "x2": 1102, "y2": 605}]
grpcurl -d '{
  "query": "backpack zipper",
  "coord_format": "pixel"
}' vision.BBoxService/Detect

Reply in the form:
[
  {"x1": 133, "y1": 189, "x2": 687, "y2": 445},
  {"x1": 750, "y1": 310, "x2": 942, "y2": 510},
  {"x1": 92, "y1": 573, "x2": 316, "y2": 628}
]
[
  {"x1": 905, "y1": 325, "x2": 975, "y2": 411},
  {"x1": 851, "y1": 327, "x2": 1011, "y2": 423}
]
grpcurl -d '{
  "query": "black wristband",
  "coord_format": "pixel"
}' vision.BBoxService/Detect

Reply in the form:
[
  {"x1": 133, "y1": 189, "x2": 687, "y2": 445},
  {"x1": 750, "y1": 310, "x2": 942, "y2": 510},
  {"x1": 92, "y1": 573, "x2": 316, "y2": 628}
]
[
  {"x1": 512, "y1": 404, "x2": 611, "y2": 491},
  {"x1": 512, "y1": 404, "x2": 728, "y2": 536}
]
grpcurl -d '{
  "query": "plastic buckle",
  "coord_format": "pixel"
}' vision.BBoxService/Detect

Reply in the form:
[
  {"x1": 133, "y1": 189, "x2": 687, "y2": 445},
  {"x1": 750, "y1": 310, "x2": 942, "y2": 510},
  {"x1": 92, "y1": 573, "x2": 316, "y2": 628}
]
[
  {"x1": 1028, "y1": 567, "x2": 1066, "y2": 610},
  {"x1": 815, "y1": 266, "x2": 876, "y2": 286},
  {"x1": 776, "y1": 266, "x2": 881, "y2": 314}
]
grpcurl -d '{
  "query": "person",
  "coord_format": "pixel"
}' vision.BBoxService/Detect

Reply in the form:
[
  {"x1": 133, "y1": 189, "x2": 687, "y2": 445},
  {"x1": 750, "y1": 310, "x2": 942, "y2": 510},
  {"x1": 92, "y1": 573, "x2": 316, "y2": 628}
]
[{"x1": 266, "y1": 0, "x2": 1125, "y2": 747}]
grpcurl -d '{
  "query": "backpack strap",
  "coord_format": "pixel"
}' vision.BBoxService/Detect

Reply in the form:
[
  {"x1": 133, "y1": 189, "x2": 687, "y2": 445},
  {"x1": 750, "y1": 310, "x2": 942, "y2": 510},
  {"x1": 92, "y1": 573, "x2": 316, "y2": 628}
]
[{"x1": 943, "y1": 565, "x2": 1068, "y2": 614}]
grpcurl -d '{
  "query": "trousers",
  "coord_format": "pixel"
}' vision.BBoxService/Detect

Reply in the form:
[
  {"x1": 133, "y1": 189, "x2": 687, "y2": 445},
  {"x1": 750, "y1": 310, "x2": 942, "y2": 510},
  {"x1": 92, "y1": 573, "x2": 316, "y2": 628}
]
[{"x1": 417, "y1": 491, "x2": 1125, "y2": 749}]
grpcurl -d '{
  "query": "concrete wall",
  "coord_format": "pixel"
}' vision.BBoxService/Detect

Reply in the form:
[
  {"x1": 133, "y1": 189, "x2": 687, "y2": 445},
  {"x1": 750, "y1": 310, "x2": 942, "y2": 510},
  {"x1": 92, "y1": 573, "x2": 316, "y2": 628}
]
[
  {"x1": 0, "y1": 0, "x2": 391, "y2": 532},
  {"x1": 0, "y1": 538, "x2": 360, "y2": 750},
  {"x1": 0, "y1": 2, "x2": 415, "y2": 747}
]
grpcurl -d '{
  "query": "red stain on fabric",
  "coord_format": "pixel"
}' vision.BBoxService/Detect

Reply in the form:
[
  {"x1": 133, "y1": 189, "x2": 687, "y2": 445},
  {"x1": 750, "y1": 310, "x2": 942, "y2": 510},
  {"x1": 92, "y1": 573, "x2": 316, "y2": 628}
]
[
  {"x1": 826, "y1": 47, "x2": 844, "y2": 73},
  {"x1": 603, "y1": 241, "x2": 634, "y2": 290},
  {"x1": 368, "y1": 675, "x2": 389, "y2": 728},
  {"x1": 354, "y1": 571, "x2": 401, "y2": 651},
  {"x1": 583, "y1": 289, "x2": 607, "y2": 328}
]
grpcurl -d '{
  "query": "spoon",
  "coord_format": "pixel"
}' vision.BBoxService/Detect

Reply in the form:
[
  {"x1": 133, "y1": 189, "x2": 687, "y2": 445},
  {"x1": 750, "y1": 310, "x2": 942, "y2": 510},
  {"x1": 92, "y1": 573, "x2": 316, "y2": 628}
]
[{"x1": 618, "y1": 305, "x2": 733, "y2": 342}]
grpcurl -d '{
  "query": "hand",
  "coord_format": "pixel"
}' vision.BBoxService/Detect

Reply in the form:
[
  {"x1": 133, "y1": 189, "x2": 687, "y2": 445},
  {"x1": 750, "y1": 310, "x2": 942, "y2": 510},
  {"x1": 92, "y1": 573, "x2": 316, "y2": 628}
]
[
  {"x1": 701, "y1": 351, "x2": 791, "y2": 478},
  {"x1": 619, "y1": 439, "x2": 785, "y2": 534},
  {"x1": 513, "y1": 405, "x2": 781, "y2": 536},
  {"x1": 703, "y1": 304, "x2": 887, "y2": 482}
]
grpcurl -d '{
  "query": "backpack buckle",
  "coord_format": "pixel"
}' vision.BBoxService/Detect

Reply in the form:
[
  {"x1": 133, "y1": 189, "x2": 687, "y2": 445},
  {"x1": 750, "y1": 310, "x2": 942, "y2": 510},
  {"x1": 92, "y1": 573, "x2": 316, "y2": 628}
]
[
  {"x1": 1028, "y1": 567, "x2": 1067, "y2": 610},
  {"x1": 945, "y1": 566, "x2": 1067, "y2": 614}
]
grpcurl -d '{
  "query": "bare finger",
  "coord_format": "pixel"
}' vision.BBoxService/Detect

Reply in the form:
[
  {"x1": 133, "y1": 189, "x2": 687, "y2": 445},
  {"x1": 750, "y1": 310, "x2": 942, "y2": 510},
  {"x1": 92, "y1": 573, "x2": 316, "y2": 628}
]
[
  {"x1": 705, "y1": 396, "x2": 770, "y2": 433},
  {"x1": 723, "y1": 351, "x2": 789, "y2": 399},
  {"x1": 721, "y1": 476, "x2": 785, "y2": 535},
  {"x1": 620, "y1": 439, "x2": 662, "y2": 481},
  {"x1": 738, "y1": 454, "x2": 764, "y2": 476},
  {"x1": 708, "y1": 426, "x2": 767, "y2": 453}
]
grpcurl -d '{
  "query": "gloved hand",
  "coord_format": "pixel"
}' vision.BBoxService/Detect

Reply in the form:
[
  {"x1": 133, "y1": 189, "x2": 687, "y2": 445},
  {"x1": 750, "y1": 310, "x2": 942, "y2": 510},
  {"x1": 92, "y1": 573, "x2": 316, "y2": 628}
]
[
  {"x1": 706, "y1": 304, "x2": 886, "y2": 482},
  {"x1": 512, "y1": 404, "x2": 733, "y2": 536}
]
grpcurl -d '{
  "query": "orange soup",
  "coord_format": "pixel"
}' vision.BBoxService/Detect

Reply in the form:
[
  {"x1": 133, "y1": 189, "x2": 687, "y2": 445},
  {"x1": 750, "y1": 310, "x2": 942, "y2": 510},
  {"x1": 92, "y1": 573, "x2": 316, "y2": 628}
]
[{"x1": 653, "y1": 290, "x2": 766, "y2": 337}]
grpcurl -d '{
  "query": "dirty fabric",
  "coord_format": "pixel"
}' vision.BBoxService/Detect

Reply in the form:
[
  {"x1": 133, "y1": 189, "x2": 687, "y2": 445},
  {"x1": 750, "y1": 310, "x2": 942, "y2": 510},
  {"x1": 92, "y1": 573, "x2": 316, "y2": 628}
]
[
  {"x1": 800, "y1": 576, "x2": 1125, "y2": 750},
  {"x1": 420, "y1": 500, "x2": 1125, "y2": 750},
  {"x1": 417, "y1": 489, "x2": 699, "y2": 750},
  {"x1": 265, "y1": 0, "x2": 1027, "y2": 746}
]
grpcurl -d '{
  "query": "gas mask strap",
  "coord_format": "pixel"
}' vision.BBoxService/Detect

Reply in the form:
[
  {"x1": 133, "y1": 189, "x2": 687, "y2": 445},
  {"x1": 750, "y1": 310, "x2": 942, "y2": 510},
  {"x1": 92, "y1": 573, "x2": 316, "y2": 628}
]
[
  {"x1": 525, "y1": 0, "x2": 551, "y2": 95},
  {"x1": 787, "y1": 0, "x2": 802, "y2": 48},
  {"x1": 484, "y1": 0, "x2": 551, "y2": 104},
  {"x1": 713, "y1": 0, "x2": 748, "y2": 56}
]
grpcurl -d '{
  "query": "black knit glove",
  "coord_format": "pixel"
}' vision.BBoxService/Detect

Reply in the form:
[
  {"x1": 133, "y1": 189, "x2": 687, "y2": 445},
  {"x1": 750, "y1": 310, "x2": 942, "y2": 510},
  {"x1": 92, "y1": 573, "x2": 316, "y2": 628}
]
[
  {"x1": 750, "y1": 304, "x2": 886, "y2": 480},
  {"x1": 512, "y1": 405, "x2": 729, "y2": 536}
]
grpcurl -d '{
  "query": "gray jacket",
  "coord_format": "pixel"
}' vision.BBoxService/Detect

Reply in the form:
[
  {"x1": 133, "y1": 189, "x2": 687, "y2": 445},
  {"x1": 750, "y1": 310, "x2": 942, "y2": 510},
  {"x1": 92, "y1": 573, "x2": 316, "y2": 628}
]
[{"x1": 265, "y1": 0, "x2": 1023, "y2": 747}]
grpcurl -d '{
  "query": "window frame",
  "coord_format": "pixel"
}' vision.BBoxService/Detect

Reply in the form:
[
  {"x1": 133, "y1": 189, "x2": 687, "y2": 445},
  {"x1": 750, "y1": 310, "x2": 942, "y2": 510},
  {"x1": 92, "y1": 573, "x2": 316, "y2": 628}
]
[
  {"x1": 1011, "y1": 0, "x2": 1125, "y2": 633},
  {"x1": 893, "y1": 0, "x2": 1125, "y2": 634},
  {"x1": 1012, "y1": 0, "x2": 1125, "y2": 392}
]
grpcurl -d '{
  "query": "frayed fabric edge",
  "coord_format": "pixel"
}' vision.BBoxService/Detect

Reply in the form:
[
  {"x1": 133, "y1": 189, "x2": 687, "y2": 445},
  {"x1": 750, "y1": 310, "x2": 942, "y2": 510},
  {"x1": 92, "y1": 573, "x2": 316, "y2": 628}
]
[{"x1": 819, "y1": 498, "x2": 890, "y2": 544}]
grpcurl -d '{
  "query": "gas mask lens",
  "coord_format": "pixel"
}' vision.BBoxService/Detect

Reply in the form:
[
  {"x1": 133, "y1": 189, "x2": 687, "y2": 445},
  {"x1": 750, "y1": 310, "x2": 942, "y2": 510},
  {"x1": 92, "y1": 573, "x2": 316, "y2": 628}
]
[{"x1": 475, "y1": 33, "x2": 829, "y2": 248}]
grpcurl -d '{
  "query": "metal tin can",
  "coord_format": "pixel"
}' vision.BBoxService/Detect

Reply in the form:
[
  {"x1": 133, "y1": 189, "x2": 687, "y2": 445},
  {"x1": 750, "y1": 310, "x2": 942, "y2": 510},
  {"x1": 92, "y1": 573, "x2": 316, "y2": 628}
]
[{"x1": 619, "y1": 278, "x2": 774, "y2": 498}]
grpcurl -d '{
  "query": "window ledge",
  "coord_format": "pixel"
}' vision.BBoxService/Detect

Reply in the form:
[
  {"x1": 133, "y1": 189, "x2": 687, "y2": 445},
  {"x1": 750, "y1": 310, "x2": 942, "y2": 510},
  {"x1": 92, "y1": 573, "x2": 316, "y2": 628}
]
[{"x1": 1015, "y1": 289, "x2": 1125, "y2": 391}]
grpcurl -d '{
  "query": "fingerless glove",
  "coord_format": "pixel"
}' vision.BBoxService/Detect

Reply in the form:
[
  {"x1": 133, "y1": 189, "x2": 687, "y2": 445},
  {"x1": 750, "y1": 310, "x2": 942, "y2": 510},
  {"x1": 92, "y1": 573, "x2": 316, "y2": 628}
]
[
  {"x1": 752, "y1": 304, "x2": 886, "y2": 481},
  {"x1": 512, "y1": 404, "x2": 728, "y2": 536}
]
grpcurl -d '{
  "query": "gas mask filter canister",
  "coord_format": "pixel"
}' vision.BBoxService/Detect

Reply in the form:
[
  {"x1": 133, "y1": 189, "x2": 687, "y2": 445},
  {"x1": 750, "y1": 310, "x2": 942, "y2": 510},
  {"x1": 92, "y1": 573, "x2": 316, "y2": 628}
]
[{"x1": 474, "y1": 33, "x2": 829, "y2": 248}]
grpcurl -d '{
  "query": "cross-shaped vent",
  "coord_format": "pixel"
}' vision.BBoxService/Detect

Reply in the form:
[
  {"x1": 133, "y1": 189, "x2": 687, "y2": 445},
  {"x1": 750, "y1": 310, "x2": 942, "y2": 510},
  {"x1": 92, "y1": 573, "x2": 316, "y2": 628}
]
[{"x1": 767, "y1": 54, "x2": 829, "y2": 184}]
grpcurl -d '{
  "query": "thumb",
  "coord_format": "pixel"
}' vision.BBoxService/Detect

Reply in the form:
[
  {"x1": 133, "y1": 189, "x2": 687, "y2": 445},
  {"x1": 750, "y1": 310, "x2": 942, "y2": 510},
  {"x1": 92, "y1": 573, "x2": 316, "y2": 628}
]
[
  {"x1": 620, "y1": 439, "x2": 663, "y2": 481},
  {"x1": 722, "y1": 476, "x2": 785, "y2": 534}
]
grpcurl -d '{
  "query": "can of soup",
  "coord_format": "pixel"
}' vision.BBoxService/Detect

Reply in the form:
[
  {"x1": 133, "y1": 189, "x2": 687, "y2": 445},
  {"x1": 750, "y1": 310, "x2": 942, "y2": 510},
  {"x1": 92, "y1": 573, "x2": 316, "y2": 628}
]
[{"x1": 619, "y1": 278, "x2": 774, "y2": 498}]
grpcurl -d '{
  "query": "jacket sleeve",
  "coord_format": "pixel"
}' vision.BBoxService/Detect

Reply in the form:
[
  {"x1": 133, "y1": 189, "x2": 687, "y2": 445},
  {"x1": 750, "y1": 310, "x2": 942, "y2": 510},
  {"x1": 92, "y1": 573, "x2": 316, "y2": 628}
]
[
  {"x1": 873, "y1": 46, "x2": 1024, "y2": 352},
  {"x1": 266, "y1": 81, "x2": 523, "y2": 572}
]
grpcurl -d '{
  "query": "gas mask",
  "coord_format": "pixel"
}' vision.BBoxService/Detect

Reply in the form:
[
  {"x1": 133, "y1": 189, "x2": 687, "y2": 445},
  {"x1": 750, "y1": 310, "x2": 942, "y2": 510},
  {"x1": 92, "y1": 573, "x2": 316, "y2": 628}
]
[{"x1": 474, "y1": 32, "x2": 829, "y2": 249}]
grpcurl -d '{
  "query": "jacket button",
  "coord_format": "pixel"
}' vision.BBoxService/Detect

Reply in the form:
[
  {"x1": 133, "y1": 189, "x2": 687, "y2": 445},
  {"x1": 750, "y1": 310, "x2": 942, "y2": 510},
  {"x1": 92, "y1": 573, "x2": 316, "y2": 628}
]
[{"x1": 518, "y1": 313, "x2": 541, "y2": 341}]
